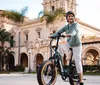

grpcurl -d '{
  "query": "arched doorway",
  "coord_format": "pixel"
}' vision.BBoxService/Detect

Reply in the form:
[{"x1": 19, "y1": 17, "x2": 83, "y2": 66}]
[
  {"x1": 8, "y1": 54, "x2": 14, "y2": 71},
  {"x1": 35, "y1": 53, "x2": 44, "y2": 71},
  {"x1": 20, "y1": 53, "x2": 28, "y2": 67},
  {"x1": 85, "y1": 49, "x2": 99, "y2": 65}
]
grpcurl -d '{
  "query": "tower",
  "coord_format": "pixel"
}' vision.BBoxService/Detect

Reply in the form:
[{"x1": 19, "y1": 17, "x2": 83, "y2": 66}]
[{"x1": 42, "y1": 0, "x2": 77, "y2": 14}]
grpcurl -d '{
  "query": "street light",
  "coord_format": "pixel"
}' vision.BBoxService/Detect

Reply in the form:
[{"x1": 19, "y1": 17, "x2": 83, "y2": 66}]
[{"x1": 18, "y1": 30, "x2": 21, "y2": 65}]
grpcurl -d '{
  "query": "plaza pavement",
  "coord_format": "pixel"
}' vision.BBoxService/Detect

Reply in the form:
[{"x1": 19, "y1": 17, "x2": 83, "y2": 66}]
[{"x1": 0, "y1": 73, "x2": 100, "y2": 85}]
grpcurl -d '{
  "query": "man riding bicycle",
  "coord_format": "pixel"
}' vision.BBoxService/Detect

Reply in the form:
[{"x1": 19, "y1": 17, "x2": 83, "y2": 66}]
[{"x1": 51, "y1": 11, "x2": 84, "y2": 85}]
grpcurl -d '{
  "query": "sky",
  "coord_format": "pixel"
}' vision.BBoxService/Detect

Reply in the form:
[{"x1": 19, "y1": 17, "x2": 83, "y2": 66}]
[{"x1": 0, "y1": 0, "x2": 100, "y2": 29}]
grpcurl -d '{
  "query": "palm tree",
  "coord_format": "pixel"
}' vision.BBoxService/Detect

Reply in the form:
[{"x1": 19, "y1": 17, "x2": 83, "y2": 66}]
[
  {"x1": 0, "y1": 28, "x2": 15, "y2": 70},
  {"x1": 38, "y1": 8, "x2": 65, "y2": 33},
  {"x1": 54, "y1": 8, "x2": 66, "y2": 20},
  {"x1": 0, "y1": 28, "x2": 11, "y2": 47},
  {"x1": 1, "y1": 6, "x2": 28, "y2": 65},
  {"x1": 1, "y1": 6, "x2": 28, "y2": 23}
]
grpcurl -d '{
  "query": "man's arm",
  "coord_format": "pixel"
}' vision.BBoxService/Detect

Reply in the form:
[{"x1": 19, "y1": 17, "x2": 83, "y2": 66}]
[{"x1": 51, "y1": 25, "x2": 66, "y2": 37}]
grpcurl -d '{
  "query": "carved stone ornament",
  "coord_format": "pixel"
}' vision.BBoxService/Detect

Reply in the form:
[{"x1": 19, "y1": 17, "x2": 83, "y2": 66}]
[{"x1": 23, "y1": 30, "x2": 29, "y2": 35}]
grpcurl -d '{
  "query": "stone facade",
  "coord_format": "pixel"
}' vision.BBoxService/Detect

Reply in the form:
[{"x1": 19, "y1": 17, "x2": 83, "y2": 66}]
[{"x1": 0, "y1": 0, "x2": 100, "y2": 72}]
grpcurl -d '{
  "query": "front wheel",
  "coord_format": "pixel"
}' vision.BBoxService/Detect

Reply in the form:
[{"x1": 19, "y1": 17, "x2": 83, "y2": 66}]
[{"x1": 37, "y1": 60, "x2": 57, "y2": 85}]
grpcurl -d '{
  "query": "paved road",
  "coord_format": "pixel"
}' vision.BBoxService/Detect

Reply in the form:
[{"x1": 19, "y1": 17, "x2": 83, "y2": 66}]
[{"x1": 0, "y1": 73, "x2": 100, "y2": 85}]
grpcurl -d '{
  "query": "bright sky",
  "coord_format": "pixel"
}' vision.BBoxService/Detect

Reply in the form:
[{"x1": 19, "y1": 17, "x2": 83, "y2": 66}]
[{"x1": 0, "y1": 0, "x2": 100, "y2": 29}]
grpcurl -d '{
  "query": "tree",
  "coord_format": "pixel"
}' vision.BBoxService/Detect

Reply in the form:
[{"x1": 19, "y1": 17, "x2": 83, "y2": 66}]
[
  {"x1": 38, "y1": 8, "x2": 66, "y2": 33},
  {"x1": 0, "y1": 28, "x2": 11, "y2": 47},
  {"x1": 1, "y1": 6, "x2": 28, "y2": 65},
  {"x1": 1, "y1": 6, "x2": 28, "y2": 23},
  {"x1": 0, "y1": 28, "x2": 15, "y2": 71}
]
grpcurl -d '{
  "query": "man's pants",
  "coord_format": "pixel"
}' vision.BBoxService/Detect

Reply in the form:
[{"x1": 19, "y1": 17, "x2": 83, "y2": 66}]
[{"x1": 57, "y1": 44, "x2": 83, "y2": 73}]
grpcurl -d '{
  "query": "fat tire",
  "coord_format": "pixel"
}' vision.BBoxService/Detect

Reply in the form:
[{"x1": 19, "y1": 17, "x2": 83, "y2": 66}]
[{"x1": 37, "y1": 60, "x2": 57, "y2": 85}]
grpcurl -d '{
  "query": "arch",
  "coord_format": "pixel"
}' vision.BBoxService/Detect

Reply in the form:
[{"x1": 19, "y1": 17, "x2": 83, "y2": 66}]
[
  {"x1": 35, "y1": 53, "x2": 44, "y2": 71},
  {"x1": 20, "y1": 53, "x2": 28, "y2": 67},
  {"x1": 82, "y1": 46, "x2": 99, "y2": 65},
  {"x1": 82, "y1": 46, "x2": 100, "y2": 58},
  {"x1": 8, "y1": 54, "x2": 15, "y2": 71}
]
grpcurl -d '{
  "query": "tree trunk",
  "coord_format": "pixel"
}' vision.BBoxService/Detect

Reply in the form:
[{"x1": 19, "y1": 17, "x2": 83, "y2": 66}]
[{"x1": 0, "y1": 42, "x2": 4, "y2": 71}]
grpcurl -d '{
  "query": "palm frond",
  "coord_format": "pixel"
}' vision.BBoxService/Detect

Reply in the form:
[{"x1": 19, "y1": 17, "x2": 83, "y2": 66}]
[
  {"x1": 0, "y1": 28, "x2": 13, "y2": 47},
  {"x1": 38, "y1": 10, "x2": 44, "y2": 18},
  {"x1": 40, "y1": 11, "x2": 56, "y2": 24},
  {"x1": 20, "y1": 6, "x2": 28, "y2": 16},
  {"x1": 38, "y1": 8, "x2": 66, "y2": 25},
  {"x1": 54, "y1": 8, "x2": 66, "y2": 20},
  {"x1": 1, "y1": 6, "x2": 28, "y2": 23}
]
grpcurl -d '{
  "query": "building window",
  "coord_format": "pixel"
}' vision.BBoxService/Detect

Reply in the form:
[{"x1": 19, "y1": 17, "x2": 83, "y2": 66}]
[
  {"x1": 52, "y1": 6, "x2": 55, "y2": 12},
  {"x1": 26, "y1": 34, "x2": 28, "y2": 41},
  {"x1": 37, "y1": 31, "x2": 41, "y2": 38},
  {"x1": 23, "y1": 30, "x2": 29, "y2": 41},
  {"x1": 35, "y1": 28, "x2": 42, "y2": 38}
]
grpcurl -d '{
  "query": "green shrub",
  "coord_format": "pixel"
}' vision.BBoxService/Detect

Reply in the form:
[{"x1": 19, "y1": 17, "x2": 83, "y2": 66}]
[
  {"x1": 14, "y1": 65, "x2": 24, "y2": 72},
  {"x1": 83, "y1": 65, "x2": 100, "y2": 72}
]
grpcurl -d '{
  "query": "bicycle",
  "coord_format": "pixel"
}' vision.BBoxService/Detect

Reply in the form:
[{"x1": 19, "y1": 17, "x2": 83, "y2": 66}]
[{"x1": 37, "y1": 33, "x2": 80, "y2": 85}]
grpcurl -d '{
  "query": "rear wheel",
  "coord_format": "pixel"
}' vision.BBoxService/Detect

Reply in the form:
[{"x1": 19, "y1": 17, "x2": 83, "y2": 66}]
[{"x1": 37, "y1": 60, "x2": 57, "y2": 85}]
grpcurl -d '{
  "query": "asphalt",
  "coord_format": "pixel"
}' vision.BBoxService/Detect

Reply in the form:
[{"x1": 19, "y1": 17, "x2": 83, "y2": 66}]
[{"x1": 0, "y1": 74, "x2": 100, "y2": 85}]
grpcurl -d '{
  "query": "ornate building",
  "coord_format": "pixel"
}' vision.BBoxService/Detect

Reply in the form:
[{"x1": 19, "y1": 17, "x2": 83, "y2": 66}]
[{"x1": 0, "y1": 0, "x2": 100, "y2": 72}]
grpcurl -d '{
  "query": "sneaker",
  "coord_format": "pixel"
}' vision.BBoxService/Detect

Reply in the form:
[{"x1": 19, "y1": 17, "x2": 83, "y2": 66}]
[{"x1": 80, "y1": 82, "x2": 84, "y2": 85}]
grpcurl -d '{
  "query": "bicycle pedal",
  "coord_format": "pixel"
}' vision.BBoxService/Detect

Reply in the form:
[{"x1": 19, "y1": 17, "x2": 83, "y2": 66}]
[{"x1": 83, "y1": 78, "x2": 86, "y2": 80}]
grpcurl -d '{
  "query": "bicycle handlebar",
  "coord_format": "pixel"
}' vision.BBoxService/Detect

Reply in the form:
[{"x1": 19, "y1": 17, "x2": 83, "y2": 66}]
[
  {"x1": 50, "y1": 33, "x2": 66, "y2": 56},
  {"x1": 50, "y1": 33, "x2": 65, "y2": 39}
]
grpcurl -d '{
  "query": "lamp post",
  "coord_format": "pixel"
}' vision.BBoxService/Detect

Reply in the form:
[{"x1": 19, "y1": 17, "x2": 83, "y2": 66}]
[
  {"x1": 18, "y1": 31, "x2": 21, "y2": 65},
  {"x1": 28, "y1": 48, "x2": 32, "y2": 73}
]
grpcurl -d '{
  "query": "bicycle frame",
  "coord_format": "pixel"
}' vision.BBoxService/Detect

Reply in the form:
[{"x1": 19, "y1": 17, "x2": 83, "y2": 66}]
[{"x1": 49, "y1": 34, "x2": 74, "y2": 78}]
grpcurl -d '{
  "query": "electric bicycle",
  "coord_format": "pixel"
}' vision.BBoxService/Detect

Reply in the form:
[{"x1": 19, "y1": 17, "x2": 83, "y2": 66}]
[{"x1": 37, "y1": 34, "x2": 80, "y2": 85}]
